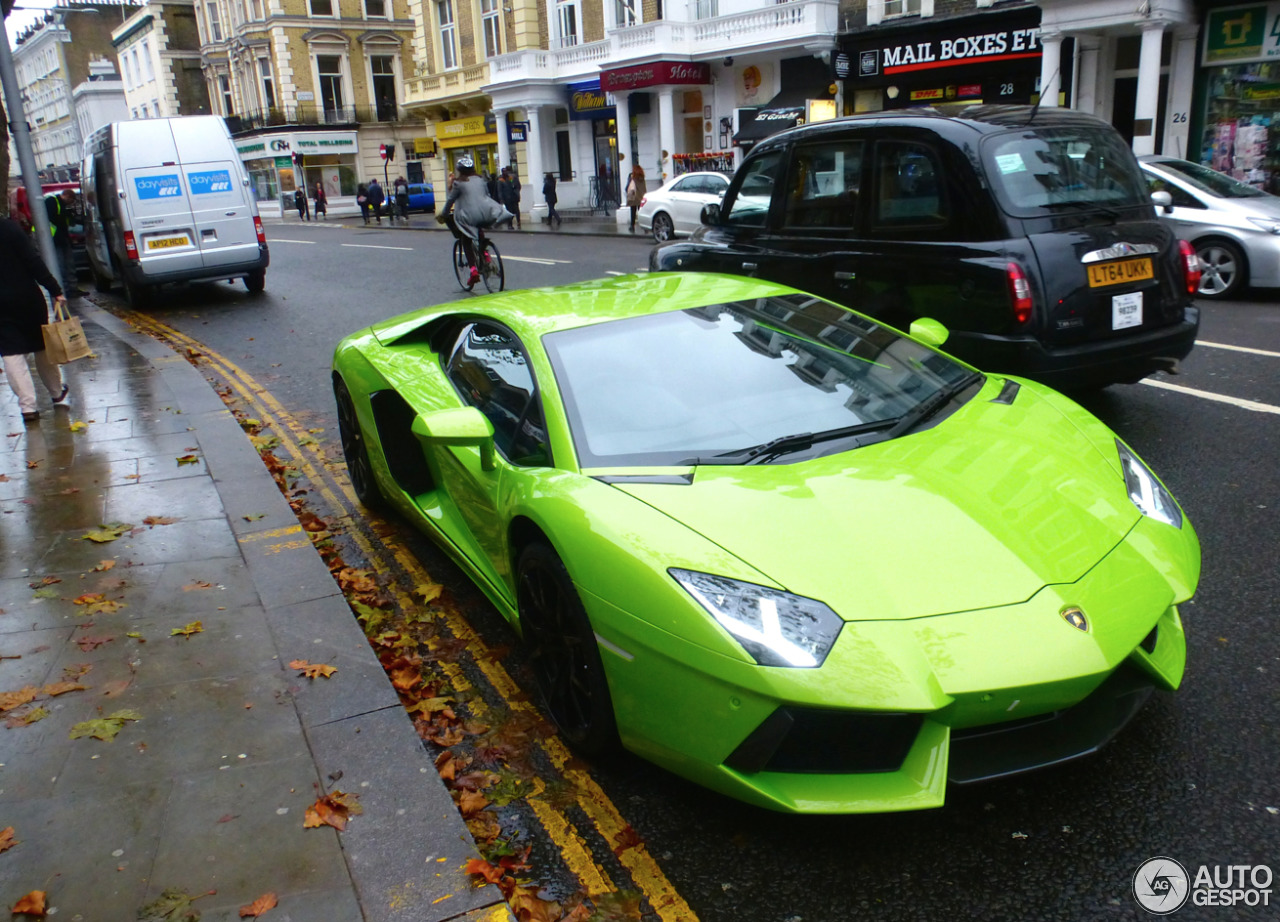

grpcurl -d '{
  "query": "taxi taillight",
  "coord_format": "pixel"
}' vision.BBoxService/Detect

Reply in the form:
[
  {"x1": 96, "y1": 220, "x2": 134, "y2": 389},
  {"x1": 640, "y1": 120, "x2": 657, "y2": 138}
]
[
  {"x1": 1006, "y1": 262, "x2": 1033, "y2": 325},
  {"x1": 124, "y1": 231, "x2": 139, "y2": 261},
  {"x1": 1178, "y1": 239, "x2": 1201, "y2": 295},
  {"x1": 253, "y1": 216, "x2": 266, "y2": 245}
]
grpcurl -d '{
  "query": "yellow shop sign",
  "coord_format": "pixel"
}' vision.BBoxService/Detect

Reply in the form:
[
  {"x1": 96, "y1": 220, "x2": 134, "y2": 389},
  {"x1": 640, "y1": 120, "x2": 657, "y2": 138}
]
[{"x1": 437, "y1": 116, "x2": 489, "y2": 139}]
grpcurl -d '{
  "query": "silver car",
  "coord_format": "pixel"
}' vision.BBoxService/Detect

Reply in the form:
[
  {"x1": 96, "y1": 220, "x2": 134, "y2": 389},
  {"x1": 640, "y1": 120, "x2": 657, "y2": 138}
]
[{"x1": 1140, "y1": 155, "x2": 1280, "y2": 299}]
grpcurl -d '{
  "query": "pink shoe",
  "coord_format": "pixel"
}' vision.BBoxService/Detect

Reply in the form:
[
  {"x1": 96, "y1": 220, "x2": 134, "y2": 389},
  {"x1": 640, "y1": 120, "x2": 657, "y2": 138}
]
[{"x1": 466, "y1": 267, "x2": 480, "y2": 290}]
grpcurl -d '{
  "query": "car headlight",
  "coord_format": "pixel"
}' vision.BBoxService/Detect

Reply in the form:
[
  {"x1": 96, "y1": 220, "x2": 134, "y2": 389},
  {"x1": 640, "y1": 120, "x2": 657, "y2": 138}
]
[
  {"x1": 1247, "y1": 216, "x2": 1280, "y2": 234},
  {"x1": 669, "y1": 569, "x2": 843, "y2": 667},
  {"x1": 1116, "y1": 440, "x2": 1182, "y2": 528}
]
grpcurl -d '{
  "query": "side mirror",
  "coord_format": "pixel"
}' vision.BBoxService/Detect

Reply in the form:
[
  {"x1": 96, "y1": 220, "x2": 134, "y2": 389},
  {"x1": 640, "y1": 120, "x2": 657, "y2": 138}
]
[
  {"x1": 701, "y1": 202, "x2": 722, "y2": 226},
  {"x1": 411, "y1": 406, "x2": 496, "y2": 471},
  {"x1": 909, "y1": 317, "x2": 949, "y2": 347},
  {"x1": 1150, "y1": 190, "x2": 1173, "y2": 214}
]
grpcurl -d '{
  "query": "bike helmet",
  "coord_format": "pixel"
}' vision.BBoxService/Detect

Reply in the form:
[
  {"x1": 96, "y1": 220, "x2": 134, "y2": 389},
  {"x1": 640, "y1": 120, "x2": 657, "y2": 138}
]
[{"x1": 456, "y1": 155, "x2": 475, "y2": 175}]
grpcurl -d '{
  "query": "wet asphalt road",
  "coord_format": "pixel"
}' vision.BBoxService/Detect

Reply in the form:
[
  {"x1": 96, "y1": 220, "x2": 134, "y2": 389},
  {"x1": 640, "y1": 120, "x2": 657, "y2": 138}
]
[{"x1": 93, "y1": 222, "x2": 1280, "y2": 921}]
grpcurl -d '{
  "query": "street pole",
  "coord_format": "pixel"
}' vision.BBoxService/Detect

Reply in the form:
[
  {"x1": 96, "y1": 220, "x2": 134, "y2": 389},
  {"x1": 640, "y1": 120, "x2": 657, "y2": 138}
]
[{"x1": 0, "y1": 23, "x2": 63, "y2": 288}]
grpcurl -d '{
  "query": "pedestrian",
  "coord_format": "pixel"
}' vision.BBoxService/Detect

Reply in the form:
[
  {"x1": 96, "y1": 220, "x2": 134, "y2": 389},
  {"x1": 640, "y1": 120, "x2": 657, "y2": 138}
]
[
  {"x1": 498, "y1": 168, "x2": 521, "y2": 230},
  {"x1": 543, "y1": 172, "x2": 561, "y2": 228},
  {"x1": 624, "y1": 163, "x2": 646, "y2": 233},
  {"x1": 367, "y1": 178, "x2": 385, "y2": 224},
  {"x1": 45, "y1": 189, "x2": 83, "y2": 294},
  {"x1": 293, "y1": 186, "x2": 310, "y2": 221},
  {"x1": 1, "y1": 217, "x2": 69, "y2": 423},
  {"x1": 394, "y1": 175, "x2": 410, "y2": 224},
  {"x1": 313, "y1": 182, "x2": 327, "y2": 220},
  {"x1": 357, "y1": 183, "x2": 370, "y2": 224}
]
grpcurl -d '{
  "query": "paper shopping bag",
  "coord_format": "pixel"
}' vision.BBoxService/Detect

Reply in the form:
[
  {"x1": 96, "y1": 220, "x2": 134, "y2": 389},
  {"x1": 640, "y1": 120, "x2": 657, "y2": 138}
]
[{"x1": 41, "y1": 301, "x2": 91, "y2": 364}]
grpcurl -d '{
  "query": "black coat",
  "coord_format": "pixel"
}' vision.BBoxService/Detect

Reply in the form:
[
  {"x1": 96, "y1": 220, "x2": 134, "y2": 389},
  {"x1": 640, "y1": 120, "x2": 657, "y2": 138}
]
[
  {"x1": 0, "y1": 218, "x2": 62, "y2": 356},
  {"x1": 543, "y1": 176, "x2": 557, "y2": 205}
]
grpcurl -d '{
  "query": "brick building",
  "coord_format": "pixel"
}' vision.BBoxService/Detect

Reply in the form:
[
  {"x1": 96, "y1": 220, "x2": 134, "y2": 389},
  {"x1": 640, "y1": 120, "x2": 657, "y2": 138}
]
[{"x1": 112, "y1": 0, "x2": 211, "y2": 119}]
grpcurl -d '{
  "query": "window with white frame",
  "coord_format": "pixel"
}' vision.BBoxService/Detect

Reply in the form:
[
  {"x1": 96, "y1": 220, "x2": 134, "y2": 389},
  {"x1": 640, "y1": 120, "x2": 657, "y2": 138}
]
[
  {"x1": 141, "y1": 40, "x2": 153, "y2": 80},
  {"x1": 259, "y1": 57, "x2": 275, "y2": 109},
  {"x1": 218, "y1": 73, "x2": 234, "y2": 114},
  {"x1": 250, "y1": 0, "x2": 263, "y2": 17},
  {"x1": 310, "y1": 0, "x2": 334, "y2": 15},
  {"x1": 371, "y1": 54, "x2": 396, "y2": 120},
  {"x1": 614, "y1": 0, "x2": 637, "y2": 27},
  {"x1": 481, "y1": 0, "x2": 501, "y2": 57},
  {"x1": 437, "y1": 0, "x2": 457, "y2": 70},
  {"x1": 555, "y1": 0, "x2": 579, "y2": 48},
  {"x1": 317, "y1": 54, "x2": 345, "y2": 118},
  {"x1": 870, "y1": 0, "x2": 929, "y2": 23},
  {"x1": 365, "y1": 0, "x2": 386, "y2": 17},
  {"x1": 206, "y1": 0, "x2": 223, "y2": 40}
]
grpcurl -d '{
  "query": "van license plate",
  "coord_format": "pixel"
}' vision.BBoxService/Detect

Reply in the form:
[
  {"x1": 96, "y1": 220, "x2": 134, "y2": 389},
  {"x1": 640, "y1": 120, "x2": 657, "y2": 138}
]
[
  {"x1": 1087, "y1": 257, "x2": 1153, "y2": 287},
  {"x1": 1112, "y1": 291, "x2": 1143, "y2": 330},
  {"x1": 146, "y1": 235, "x2": 190, "y2": 251}
]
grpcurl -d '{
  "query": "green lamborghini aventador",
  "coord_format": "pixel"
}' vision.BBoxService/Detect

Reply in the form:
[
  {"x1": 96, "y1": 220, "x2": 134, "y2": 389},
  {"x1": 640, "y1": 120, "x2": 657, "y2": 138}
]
[{"x1": 331, "y1": 272, "x2": 1199, "y2": 814}]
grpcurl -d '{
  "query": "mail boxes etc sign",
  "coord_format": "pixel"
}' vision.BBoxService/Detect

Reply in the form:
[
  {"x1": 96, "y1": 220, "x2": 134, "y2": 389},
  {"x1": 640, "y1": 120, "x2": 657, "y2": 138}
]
[{"x1": 1204, "y1": 4, "x2": 1280, "y2": 64}]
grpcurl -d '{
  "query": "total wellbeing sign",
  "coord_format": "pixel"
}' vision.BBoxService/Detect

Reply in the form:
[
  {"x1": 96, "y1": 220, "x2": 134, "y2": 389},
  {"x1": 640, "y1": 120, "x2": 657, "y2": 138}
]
[
  {"x1": 134, "y1": 174, "x2": 182, "y2": 200},
  {"x1": 1204, "y1": 3, "x2": 1280, "y2": 64}
]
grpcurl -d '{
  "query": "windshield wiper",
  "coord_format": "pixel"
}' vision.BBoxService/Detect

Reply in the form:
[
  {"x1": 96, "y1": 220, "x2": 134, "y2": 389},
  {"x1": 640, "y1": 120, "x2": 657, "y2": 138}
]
[
  {"x1": 883, "y1": 372, "x2": 983, "y2": 440},
  {"x1": 678, "y1": 420, "x2": 897, "y2": 467}
]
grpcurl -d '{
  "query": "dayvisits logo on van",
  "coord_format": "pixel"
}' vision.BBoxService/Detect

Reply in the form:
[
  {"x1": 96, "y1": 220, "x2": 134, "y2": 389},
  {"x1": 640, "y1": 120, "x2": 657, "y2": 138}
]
[
  {"x1": 188, "y1": 170, "x2": 234, "y2": 195},
  {"x1": 134, "y1": 174, "x2": 182, "y2": 200}
]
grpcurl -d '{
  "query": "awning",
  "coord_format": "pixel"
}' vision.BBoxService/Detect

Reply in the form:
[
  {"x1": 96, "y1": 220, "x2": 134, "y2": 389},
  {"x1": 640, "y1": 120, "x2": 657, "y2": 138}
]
[{"x1": 733, "y1": 87, "x2": 829, "y2": 144}]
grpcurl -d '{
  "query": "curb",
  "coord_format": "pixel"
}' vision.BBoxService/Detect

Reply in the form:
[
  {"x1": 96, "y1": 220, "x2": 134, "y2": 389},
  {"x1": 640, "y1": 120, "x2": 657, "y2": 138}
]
[{"x1": 78, "y1": 302, "x2": 514, "y2": 922}]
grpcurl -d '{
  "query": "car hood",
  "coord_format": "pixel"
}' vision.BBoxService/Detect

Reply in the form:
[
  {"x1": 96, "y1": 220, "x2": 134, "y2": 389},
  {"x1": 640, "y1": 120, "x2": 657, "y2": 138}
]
[{"x1": 610, "y1": 384, "x2": 1140, "y2": 621}]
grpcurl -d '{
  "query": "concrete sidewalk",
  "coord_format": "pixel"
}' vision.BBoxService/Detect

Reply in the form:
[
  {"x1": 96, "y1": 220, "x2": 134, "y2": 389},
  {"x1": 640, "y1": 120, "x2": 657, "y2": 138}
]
[{"x1": 0, "y1": 302, "x2": 512, "y2": 922}]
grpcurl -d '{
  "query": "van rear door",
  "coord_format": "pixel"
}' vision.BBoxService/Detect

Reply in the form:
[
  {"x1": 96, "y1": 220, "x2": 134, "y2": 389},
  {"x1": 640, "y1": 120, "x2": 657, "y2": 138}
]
[
  {"x1": 120, "y1": 121, "x2": 202, "y2": 276},
  {"x1": 172, "y1": 117, "x2": 258, "y2": 271}
]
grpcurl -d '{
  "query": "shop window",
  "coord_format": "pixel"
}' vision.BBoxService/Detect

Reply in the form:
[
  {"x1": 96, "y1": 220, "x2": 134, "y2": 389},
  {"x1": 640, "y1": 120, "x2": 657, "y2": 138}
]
[
  {"x1": 481, "y1": 0, "x2": 501, "y2": 57},
  {"x1": 438, "y1": 0, "x2": 458, "y2": 70},
  {"x1": 724, "y1": 151, "x2": 782, "y2": 228},
  {"x1": 781, "y1": 141, "x2": 864, "y2": 231},
  {"x1": 872, "y1": 141, "x2": 949, "y2": 234},
  {"x1": 371, "y1": 55, "x2": 396, "y2": 120}
]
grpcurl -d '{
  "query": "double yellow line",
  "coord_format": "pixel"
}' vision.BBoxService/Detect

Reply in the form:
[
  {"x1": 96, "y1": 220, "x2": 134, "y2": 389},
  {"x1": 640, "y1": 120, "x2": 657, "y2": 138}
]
[{"x1": 118, "y1": 308, "x2": 697, "y2": 922}]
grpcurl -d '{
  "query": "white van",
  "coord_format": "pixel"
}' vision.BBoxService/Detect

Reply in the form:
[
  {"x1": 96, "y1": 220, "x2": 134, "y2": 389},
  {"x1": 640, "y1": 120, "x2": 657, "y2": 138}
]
[{"x1": 82, "y1": 115, "x2": 269, "y2": 305}]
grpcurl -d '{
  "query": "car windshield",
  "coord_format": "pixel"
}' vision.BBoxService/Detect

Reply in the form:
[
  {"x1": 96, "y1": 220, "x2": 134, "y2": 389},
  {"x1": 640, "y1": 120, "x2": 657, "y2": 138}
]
[
  {"x1": 1150, "y1": 159, "x2": 1269, "y2": 199},
  {"x1": 984, "y1": 126, "x2": 1150, "y2": 216},
  {"x1": 543, "y1": 295, "x2": 980, "y2": 468}
]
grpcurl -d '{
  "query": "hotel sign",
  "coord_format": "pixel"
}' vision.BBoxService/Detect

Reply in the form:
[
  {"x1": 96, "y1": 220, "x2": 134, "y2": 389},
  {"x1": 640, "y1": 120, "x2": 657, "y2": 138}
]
[{"x1": 601, "y1": 61, "x2": 710, "y2": 91}]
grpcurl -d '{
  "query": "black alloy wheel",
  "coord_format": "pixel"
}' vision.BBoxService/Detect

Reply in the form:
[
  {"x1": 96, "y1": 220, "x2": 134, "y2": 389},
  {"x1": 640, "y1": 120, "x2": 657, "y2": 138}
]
[
  {"x1": 651, "y1": 212, "x2": 674, "y2": 242},
  {"x1": 517, "y1": 541, "x2": 618, "y2": 757},
  {"x1": 1195, "y1": 239, "x2": 1246, "y2": 299},
  {"x1": 333, "y1": 376, "x2": 384, "y2": 510}
]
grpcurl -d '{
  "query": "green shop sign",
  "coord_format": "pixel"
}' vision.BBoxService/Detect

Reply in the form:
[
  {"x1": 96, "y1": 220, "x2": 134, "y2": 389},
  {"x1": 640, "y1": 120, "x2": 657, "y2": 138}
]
[{"x1": 1204, "y1": 3, "x2": 1280, "y2": 64}]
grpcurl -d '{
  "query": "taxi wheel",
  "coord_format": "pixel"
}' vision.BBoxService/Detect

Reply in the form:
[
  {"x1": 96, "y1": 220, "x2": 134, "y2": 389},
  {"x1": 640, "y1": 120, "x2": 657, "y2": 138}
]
[
  {"x1": 651, "y1": 212, "x2": 674, "y2": 242},
  {"x1": 1196, "y1": 240, "x2": 1246, "y2": 299},
  {"x1": 518, "y1": 541, "x2": 619, "y2": 759}
]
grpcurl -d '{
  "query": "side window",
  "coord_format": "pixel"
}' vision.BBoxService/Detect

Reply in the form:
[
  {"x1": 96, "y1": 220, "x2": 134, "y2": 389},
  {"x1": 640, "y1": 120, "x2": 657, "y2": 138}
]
[
  {"x1": 873, "y1": 141, "x2": 949, "y2": 233},
  {"x1": 446, "y1": 323, "x2": 550, "y2": 466},
  {"x1": 781, "y1": 140, "x2": 864, "y2": 231},
  {"x1": 1168, "y1": 183, "x2": 1204, "y2": 209},
  {"x1": 723, "y1": 151, "x2": 783, "y2": 228}
]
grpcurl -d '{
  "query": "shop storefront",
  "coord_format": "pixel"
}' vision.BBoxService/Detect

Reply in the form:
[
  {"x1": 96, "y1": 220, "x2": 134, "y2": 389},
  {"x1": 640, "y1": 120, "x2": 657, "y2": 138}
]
[
  {"x1": 568, "y1": 80, "x2": 655, "y2": 204},
  {"x1": 600, "y1": 61, "x2": 712, "y2": 182},
  {"x1": 1196, "y1": 2, "x2": 1280, "y2": 190},
  {"x1": 840, "y1": 9, "x2": 1046, "y2": 114},
  {"x1": 235, "y1": 130, "x2": 359, "y2": 212},
  {"x1": 732, "y1": 56, "x2": 837, "y2": 149},
  {"x1": 436, "y1": 113, "x2": 499, "y2": 177}
]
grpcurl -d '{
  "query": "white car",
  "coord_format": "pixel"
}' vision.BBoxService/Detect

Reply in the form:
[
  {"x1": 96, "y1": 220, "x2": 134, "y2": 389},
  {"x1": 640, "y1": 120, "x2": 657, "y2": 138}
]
[
  {"x1": 1140, "y1": 155, "x2": 1280, "y2": 299},
  {"x1": 637, "y1": 171, "x2": 730, "y2": 241}
]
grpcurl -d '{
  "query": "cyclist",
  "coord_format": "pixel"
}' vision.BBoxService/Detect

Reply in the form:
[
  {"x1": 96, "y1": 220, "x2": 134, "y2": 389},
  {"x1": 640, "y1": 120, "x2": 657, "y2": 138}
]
[{"x1": 437, "y1": 156, "x2": 513, "y2": 290}]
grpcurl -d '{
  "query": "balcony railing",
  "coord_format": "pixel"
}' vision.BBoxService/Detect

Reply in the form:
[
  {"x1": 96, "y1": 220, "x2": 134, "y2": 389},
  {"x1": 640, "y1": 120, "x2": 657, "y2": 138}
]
[{"x1": 226, "y1": 105, "x2": 376, "y2": 133}]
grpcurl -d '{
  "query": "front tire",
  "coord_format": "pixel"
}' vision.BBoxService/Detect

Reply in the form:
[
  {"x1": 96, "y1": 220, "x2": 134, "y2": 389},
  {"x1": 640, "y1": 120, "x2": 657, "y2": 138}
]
[
  {"x1": 334, "y1": 376, "x2": 385, "y2": 510},
  {"x1": 651, "y1": 212, "x2": 674, "y2": 242},
  {"x1": 1196, "y1": 240, "x2": 1246, "y2": 299},
  {"x1": 517, "y1": 541, "x2": 618, "y2": 758}
]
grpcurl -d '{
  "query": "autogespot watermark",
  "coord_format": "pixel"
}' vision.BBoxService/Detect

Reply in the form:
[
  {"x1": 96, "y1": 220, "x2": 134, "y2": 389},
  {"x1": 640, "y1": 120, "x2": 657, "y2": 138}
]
[{"x1": 1133, "y1": 856, "x2": 1274, "y2": 913}]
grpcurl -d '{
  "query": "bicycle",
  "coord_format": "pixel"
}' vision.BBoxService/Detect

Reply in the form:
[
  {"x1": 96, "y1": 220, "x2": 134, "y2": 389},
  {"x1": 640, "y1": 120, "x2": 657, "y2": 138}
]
[{"x1": 452, "y1": 225, "x2": 505, "y2": 293}]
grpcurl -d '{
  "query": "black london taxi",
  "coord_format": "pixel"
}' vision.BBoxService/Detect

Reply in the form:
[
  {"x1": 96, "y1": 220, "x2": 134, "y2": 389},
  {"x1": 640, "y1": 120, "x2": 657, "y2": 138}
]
[{"x1": 650, "y1": 105, "x2": 1202, "y2": 389}]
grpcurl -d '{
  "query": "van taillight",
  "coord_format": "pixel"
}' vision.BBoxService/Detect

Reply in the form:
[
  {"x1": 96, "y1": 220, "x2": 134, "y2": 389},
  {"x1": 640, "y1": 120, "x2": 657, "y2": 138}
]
[
  {"x1": 1006, "y1": 262, "x2": 1033, "y2": 325},
  {"x1": 1178, "y1": 239, "x2": 1201, "y2": 295},
  {"x1": 253, "y1": 216, "x2": 266, "y2": 245},
  {"x1": 124, "y1": 231, "x2": 139, "y2": 261}
]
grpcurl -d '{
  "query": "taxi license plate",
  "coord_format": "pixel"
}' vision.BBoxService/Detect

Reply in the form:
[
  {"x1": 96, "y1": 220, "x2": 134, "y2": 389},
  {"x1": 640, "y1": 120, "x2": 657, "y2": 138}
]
[
  {"x1": 1087, "y1": 257, "x2": 1153, "y2": 288},
  {"x1": 146, "y1": 235, "x2": 190, "y2": 251}
]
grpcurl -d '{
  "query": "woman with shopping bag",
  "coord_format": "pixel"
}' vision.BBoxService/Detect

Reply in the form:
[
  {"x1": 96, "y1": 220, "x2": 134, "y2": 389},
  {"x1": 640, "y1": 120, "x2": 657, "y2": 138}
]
[{"x1": 1, "y1": 217, "x2": 69, "y2": 423}]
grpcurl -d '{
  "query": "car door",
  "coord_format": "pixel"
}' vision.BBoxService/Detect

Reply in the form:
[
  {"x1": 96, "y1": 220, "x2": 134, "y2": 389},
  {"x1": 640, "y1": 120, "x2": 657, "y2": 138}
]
[
  {"x1": 430, "y1": 321, "x2": 552, "y2": 594},
  {"x1": 684, "y1": 150, "x2": 791, "y2": 278},
  {"x1": 1145, "y1": 170, "x2": 1211, "y2": 234},
  {"x1": 172, "y1": 119, "x2": 257, "y2": 271}
]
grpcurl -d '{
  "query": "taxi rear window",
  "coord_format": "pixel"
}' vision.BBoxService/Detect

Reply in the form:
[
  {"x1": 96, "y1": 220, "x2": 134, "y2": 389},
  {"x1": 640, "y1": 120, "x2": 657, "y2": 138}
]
[{"x1": 984, "y1": 126, "x2": 1149, "y2": 217}]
